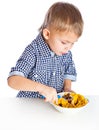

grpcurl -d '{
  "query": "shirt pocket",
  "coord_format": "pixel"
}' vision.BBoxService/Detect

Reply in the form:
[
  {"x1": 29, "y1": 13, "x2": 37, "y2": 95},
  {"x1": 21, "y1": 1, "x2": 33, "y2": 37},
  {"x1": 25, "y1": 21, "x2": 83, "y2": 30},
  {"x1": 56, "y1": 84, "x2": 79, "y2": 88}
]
[
  {"x1": 31, "y1": 69, "x2": 46, "y2": 83},
  {"x1": 32, "y1": 57, "x2": 50, "y2": 83},
  {"x1": 31, "y1": 56, "x2": 65, "y2": 86}
]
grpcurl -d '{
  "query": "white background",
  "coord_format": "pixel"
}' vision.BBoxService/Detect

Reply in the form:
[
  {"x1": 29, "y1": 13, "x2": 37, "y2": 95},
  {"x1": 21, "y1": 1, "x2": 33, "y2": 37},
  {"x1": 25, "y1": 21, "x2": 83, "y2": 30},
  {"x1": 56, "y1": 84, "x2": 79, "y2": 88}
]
[{"x1": 0, "y1": 0, "x2": 99, "y2": 97}]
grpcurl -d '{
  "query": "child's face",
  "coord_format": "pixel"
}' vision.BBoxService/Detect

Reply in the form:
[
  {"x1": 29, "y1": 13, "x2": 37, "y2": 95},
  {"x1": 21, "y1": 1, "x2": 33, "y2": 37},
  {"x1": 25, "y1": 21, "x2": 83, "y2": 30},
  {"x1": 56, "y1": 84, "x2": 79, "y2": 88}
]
[{"x1": 44, "y1": 29, "x2": 78, "y2": 56}]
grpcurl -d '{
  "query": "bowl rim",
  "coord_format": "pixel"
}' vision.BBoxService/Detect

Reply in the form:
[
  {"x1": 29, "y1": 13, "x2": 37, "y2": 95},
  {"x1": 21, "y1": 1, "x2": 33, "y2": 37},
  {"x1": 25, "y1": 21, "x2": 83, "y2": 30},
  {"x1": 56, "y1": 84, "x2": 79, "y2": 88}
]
[{"x1": 51, "y1": 92, "x2": 89, "y2": 109}]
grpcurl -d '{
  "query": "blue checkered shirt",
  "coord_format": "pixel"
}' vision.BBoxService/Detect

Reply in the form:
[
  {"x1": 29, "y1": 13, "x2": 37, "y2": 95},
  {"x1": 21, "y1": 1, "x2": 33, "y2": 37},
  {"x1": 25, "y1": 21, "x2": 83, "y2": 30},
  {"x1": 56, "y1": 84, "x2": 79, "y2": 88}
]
[{"x1": 9, "y1": 33, "x2": 77, "y2": 98}]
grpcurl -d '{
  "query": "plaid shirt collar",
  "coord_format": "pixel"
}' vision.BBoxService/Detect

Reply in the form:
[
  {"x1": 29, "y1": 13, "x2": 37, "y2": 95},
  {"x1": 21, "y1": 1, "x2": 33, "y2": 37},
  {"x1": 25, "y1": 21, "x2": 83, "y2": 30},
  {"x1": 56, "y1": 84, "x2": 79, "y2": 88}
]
[{"x1": 35, "y1": 33, "x2": 55, "y2": 57}]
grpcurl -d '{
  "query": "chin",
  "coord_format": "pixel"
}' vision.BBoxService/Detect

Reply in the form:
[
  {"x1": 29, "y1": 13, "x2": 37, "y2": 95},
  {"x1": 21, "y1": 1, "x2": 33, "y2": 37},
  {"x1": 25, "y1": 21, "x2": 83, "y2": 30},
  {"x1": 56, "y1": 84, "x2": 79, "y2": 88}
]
[{"x1": 55, "y1": 52, "x2": 64, "y2": 56}]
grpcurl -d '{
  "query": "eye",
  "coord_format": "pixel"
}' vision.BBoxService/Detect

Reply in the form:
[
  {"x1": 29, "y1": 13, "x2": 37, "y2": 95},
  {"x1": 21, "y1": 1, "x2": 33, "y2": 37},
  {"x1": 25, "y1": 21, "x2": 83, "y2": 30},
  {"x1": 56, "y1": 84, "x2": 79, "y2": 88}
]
[
  {"x1": 61, "y1": 41, "x2": 66, "y2": 44},
  {"x1": 61, "y1": 41, "x2": 74, "y2": 46}
]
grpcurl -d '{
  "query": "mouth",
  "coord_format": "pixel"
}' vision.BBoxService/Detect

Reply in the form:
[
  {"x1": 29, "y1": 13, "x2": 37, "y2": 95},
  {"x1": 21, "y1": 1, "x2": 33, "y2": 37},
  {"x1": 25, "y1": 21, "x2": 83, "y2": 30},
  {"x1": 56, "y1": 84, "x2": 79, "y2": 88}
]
[
  {"x1": 62, "y1": 52, "x2": 66, "y2": 55},
  {"x1": 61, "y1": 51, "x2": 68, "y2": 55}
]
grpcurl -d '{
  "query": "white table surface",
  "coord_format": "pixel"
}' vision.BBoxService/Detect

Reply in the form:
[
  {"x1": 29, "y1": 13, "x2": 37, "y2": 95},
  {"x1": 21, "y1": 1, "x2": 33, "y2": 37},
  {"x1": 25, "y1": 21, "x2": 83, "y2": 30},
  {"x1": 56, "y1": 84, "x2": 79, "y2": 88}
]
[{"x1": 0, "y1": 95, "x2": 99, "y2": 130}]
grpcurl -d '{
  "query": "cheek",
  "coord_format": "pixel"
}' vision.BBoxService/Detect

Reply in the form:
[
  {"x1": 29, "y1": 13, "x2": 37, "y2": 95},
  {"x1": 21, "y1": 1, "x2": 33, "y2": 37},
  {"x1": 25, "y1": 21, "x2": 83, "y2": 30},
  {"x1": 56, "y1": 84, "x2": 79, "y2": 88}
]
[
  {"x1": 52, "y1": 40, "x2": 59, "y2": 48},
  {"x1": 69, "y1": 46, "x2": 73, "y2": 50},
  {"x1": 55, "y1": 43, "x2": 62, "y2": 50}
]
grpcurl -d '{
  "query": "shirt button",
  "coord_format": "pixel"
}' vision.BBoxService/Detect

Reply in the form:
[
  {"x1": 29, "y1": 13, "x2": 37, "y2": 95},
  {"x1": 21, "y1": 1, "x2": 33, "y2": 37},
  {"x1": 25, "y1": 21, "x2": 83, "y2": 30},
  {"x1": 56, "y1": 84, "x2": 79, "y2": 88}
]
[
  {"x1": 34, "y1": 74, "x2": 38, "y2": 78},
  {"x1": 53, "y1": 72, "x2": 56, "y2": 76}
]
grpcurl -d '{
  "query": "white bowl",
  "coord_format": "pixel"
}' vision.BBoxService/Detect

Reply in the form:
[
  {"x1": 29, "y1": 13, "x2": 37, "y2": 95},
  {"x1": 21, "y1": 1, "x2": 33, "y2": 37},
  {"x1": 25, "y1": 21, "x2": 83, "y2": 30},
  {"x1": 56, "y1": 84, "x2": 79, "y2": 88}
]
[{"x1": 51, "y1": 92, "x2": 89, "y2": 114}]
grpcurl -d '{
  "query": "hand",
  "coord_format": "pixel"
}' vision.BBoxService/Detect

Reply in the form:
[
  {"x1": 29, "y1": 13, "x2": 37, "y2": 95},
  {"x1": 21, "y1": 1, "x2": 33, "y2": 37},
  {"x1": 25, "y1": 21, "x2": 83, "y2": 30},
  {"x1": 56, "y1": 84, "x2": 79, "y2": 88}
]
[{"x1": 40, "y1": 86, "x2": 58, "y2": 103}]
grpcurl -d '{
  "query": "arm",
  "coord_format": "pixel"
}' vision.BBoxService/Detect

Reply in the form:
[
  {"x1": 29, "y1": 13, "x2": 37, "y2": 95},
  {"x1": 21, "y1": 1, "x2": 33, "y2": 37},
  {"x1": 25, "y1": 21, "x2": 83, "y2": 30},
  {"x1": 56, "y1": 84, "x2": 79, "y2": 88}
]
[
  {"x1": 63, "y1": 79, "x2": 75, "y2": 93},
  {"x1": 8, "y1": 75, "x2": 58, "y2": 102},
  {"x1": 63, "y1": 51, "x2": 77, "y2": 93}
]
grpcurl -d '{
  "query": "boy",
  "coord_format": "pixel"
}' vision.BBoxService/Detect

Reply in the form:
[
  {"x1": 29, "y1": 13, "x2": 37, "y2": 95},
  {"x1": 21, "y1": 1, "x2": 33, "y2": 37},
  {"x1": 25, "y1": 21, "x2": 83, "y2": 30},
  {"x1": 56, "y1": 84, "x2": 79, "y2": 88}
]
[{"x1": 8, "y1": 2, "x2": 83, "y2": 103}]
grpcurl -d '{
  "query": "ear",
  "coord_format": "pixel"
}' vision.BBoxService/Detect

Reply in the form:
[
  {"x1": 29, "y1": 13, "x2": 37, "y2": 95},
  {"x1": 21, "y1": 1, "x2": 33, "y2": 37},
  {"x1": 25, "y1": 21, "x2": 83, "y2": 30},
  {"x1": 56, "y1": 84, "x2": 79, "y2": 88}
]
[{"x1": 42, "y1": 28, "x2": 50, "y2": 40}]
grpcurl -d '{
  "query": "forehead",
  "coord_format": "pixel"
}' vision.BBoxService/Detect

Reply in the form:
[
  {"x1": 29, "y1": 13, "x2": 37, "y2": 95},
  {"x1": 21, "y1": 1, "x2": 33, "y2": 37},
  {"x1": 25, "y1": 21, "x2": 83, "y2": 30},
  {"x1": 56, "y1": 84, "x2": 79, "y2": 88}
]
[{"x1": 50, "y1": 30, "x2": 78, "y2": 43}]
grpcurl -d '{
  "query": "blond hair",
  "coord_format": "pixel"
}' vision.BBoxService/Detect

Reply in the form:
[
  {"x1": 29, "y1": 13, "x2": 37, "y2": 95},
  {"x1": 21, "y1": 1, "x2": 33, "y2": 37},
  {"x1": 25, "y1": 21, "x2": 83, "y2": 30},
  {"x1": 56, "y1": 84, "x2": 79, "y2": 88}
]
[{"x1": 39, "y1": 2, "x2": 84, "y2": 37}]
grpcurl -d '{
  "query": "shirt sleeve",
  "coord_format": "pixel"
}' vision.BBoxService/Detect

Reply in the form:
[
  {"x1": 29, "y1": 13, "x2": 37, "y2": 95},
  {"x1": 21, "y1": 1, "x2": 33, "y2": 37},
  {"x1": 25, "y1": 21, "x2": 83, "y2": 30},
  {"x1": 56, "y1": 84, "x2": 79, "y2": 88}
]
[
  {"x1": 8, "y1": 43, "x2": 36, "y2": 78},
  {"x1": 64, "y1": 51, "x2": 77, "y2": 81}
]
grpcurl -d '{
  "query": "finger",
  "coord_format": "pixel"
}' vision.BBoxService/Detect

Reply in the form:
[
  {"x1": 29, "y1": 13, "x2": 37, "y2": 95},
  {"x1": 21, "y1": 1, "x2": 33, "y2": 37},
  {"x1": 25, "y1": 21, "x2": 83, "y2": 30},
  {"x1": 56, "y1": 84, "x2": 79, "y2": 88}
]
[
  {"x1": 51, "y1": 96, "x2": 58, "y2": 104},
  {"x1": 44, "y1": 97, "x2": 52, "y2": 102}
]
